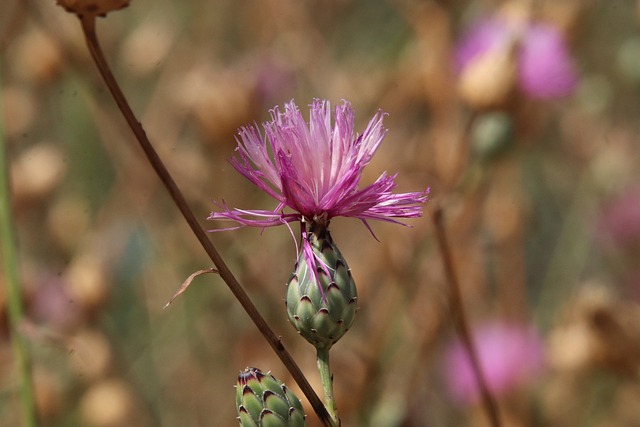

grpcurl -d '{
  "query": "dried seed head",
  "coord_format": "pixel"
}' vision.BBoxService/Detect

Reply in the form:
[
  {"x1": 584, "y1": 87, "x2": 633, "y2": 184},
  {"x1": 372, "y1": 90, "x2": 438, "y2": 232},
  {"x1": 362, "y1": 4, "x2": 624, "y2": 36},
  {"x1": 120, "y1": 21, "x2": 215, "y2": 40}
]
[{"x1": 55, "y1": 0, "x2": 131, "y2": 17}]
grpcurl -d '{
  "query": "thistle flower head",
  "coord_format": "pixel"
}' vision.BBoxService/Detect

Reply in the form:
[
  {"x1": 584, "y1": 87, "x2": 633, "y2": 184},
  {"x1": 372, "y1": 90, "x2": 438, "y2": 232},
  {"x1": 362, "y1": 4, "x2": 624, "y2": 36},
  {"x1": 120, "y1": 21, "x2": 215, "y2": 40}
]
[
  {"x1": 211, "y1": 100, "x2": 428, "y2": 342},
  {"x1": 208, "y1": 99, "x2": 429, "y2": 230}
]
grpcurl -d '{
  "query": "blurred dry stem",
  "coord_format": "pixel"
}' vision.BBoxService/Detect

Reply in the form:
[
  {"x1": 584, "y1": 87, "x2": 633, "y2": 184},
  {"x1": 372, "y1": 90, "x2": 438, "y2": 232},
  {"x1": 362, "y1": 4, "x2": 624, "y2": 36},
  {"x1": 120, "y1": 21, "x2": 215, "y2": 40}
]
[{"x1": 433, "y1": 206, "x2": 502, "y2": 427}]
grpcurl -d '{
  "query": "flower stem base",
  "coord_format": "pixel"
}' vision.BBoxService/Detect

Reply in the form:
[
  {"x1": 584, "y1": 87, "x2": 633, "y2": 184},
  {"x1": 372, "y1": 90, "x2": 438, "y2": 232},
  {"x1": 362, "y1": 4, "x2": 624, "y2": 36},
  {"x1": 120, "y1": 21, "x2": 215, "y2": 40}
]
[{"x1": 317, "y1": 348, "x2": 340, "y2": 426}]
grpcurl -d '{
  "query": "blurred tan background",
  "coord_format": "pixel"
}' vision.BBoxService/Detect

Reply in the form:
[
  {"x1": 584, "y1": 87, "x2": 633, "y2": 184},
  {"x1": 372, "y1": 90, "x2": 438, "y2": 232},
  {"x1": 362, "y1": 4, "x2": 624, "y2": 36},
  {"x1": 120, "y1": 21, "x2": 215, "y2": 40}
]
[{"x1": 2, "y1": 0, "x2": 640, "y2": 426}]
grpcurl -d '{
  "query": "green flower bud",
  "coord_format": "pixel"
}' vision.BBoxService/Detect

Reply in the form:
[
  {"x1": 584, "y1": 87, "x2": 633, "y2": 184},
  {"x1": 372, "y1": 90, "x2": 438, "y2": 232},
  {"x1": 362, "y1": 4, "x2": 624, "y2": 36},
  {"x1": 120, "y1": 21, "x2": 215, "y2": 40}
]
[
  {"x1": 286, "y1": 223, "x2": 357, "y2": 350},
  {"x1": 236, "y1": 367, "x2": 306, "y2": 427}
]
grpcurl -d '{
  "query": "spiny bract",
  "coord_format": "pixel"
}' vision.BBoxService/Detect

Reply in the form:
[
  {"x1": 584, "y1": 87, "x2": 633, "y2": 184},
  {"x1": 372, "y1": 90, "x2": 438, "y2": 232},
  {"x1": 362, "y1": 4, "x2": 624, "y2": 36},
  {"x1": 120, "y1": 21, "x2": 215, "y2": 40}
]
[{"x1": 236, "y1": 367, "x2": 306, "y2": 427}]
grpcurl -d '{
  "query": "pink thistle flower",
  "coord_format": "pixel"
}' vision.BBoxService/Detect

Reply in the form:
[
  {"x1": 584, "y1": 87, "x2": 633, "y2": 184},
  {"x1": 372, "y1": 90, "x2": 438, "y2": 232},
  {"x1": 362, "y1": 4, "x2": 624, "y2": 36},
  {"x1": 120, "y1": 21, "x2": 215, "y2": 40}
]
[
  {"x1": 208, "y1": 99, "x2": 429, "y2": 232},
  {"x1": 209, "y1": 99, "x2": 428, "y2": 297},
  {"x1": 456, "y1": 17, "x2": 578, "y2": 100}
]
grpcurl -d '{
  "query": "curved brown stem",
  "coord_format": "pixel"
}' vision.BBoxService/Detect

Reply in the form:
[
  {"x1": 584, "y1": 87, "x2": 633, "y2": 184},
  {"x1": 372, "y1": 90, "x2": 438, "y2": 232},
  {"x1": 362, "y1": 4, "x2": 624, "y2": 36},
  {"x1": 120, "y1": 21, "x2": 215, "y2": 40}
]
[
  {"x1": 432, "y1": 206, "x2": 502, "y2": 427},
  {"x1": 78, "y1": 14, "x2": 332, "y2": 426}
]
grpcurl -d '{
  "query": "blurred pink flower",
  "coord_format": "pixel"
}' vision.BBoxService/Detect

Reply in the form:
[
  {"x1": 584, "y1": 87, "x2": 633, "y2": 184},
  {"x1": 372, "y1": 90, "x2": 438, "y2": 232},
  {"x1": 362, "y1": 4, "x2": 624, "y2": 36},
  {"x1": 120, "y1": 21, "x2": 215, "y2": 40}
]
[
  {"x1": 209, "y1": 99, "x2": 429, "y2": 230},
  {"x1": 445, "y1": 322, "x2": 544, "y2": 404},
  {"x1": 29, "y1": 275, "x2": 82, "y2": 331},
  {"x1": 253, "y1": 57, "x2": 296, "y2": 106},
  {"x1": 597, "y1": 186, "x2": 640, "y2": 248},
  {"x1": 456, "y1": 17, "x2": 578, "y2": 99}
]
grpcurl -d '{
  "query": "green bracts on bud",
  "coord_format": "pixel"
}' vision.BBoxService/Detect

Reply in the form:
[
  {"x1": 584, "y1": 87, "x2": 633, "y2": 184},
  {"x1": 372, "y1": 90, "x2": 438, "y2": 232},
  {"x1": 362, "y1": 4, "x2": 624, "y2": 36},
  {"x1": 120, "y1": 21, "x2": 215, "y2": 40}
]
[
  {"x1": 236, "y1": 367, "x2": 306, "y2": 427},
  {"x1": 286, "y1": 224, "x2": 357, "y2": 350}
]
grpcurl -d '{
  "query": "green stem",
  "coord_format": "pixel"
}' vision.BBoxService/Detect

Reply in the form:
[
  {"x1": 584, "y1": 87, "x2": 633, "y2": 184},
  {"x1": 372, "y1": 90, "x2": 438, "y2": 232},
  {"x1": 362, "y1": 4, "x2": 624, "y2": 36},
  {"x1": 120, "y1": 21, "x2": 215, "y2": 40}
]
[
  {"x1": 316, "y1": 348, "x2": 340, "y2": 426},
  {"x1": 0, "y1": 67, "x2": 38, "y2": 426}
]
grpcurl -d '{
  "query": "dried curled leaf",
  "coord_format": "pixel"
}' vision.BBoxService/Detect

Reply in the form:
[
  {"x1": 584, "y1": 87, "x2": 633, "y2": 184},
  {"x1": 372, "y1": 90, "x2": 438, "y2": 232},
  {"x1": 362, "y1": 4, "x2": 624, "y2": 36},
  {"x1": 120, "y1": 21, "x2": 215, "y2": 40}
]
[
  {"x1": 163, "y1": 268, "x2": 219, "y2": 309},
  {"x1": 55, "y1": 0, "x2": 131, "y2": 17}
]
